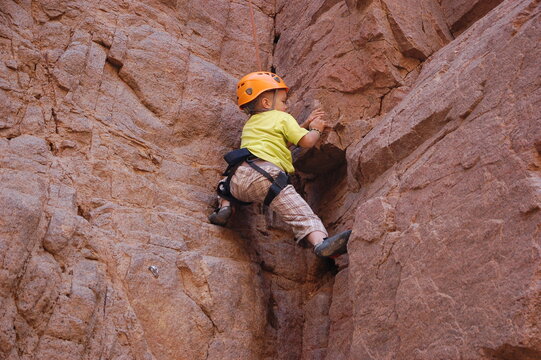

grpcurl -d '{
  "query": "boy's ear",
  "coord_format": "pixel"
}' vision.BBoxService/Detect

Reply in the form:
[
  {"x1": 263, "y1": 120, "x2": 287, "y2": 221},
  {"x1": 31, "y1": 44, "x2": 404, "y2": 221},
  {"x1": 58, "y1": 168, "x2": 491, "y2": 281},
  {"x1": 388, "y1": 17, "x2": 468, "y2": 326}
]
[{"x1": 260, "y1": 95, "x2": 272, "y2": 109}]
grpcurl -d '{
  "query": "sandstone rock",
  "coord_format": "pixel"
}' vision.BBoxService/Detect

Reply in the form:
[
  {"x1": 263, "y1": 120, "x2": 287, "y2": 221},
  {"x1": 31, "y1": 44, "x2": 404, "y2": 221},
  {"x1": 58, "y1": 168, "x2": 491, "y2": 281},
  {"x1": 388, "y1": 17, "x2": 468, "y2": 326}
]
[
  {"x1": 326, "y1": 269, "x2": 353, "y2": 360},
  {"x1": 15, "y1": 253, "x2": 61, "y2": 327},
  {"x1": 117, "y1": 26, "x2": 190, "y2": 118},
  {"x1": 42, "y1": 208, "x2": 78, "y2": 255},
  {"x1": 1, "y1": 0, "x2": 540, "y2": 359},
  {"x1": 353, "y1": 196, "x2": 396, "y2": 243},
  {"x1": 35, "y1": 337, "x2": 83, "y2": 360},
  {"x1": 274, "y1": 0, "x2": 455, "y2": 176},
  {"x1": 345, "y1": 0, "x2": 541, "y2": 358},
  {"x1": 381, "y1": 0, "x2": 453, "y2": 60},
  {"x1": 125, "y1": 250, "x2": 214, "y2": 360},
  {"x1": 52, "y1": 37, "x2": 89, "y2": 91},
  {"x1": 441, "y1": 0, "x2": 506, "y2": 35},
  {"x1": 301, "y1": 280, "x2": 333, "y2": 360}
]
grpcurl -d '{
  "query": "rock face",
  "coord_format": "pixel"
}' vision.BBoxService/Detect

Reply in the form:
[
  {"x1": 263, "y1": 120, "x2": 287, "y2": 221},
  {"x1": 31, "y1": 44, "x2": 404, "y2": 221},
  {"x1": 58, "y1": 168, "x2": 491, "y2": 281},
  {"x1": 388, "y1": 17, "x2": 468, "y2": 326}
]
[{"x1": 0, "y1": 0, "x2": 539, "y2": 359}]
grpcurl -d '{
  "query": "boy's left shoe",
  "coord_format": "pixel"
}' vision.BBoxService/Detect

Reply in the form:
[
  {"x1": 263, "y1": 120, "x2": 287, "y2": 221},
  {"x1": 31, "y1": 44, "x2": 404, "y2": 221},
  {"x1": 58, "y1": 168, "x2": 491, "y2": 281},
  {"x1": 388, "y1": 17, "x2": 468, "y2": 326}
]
[
  {"x1": 314, "y1": 230, "x2": 352, "y2": 258},
  {"x1": 208, "y1": 206, "x2": 232, "y2": 226}
]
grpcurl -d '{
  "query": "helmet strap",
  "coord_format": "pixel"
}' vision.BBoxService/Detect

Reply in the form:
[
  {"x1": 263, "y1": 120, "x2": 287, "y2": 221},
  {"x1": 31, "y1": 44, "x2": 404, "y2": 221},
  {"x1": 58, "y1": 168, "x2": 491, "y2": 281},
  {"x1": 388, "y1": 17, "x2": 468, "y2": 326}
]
[{"x1": 270, "y1": 89, "x2": 278, "y2": 111}]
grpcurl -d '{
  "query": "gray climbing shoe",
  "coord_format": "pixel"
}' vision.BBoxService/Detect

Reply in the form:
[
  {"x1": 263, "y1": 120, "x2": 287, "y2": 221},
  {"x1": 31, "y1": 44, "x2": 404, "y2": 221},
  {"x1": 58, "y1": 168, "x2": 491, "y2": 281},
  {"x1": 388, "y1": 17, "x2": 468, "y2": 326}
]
[
  {"x1": 314, "y1": 230, "x2": 352, "y2": 258},
  {"x1": 208, "y1": 206, "x2": 232, "y2": 226}
]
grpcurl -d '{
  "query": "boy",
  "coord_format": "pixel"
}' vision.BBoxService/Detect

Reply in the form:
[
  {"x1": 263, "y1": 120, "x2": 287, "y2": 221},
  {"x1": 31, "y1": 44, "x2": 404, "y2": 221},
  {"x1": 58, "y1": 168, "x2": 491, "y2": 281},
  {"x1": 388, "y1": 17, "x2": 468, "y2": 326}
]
[{"x1": 209, "y1": 72, "x2": 351, "y2": 258}]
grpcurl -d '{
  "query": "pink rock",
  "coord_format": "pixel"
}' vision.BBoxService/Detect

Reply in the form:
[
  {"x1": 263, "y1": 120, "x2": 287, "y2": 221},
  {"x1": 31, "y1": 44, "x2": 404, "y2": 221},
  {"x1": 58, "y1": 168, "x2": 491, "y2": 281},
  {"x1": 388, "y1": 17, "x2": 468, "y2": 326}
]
[
  {"x1": 346, "y1": 0, "x2": 541, "y2": 358},
  {"x1": 441, "y1": 0, "x2": 506, "y2": 35},
  {"x1": 0, "y1": 0, "x2": 539, "y2": 359}
]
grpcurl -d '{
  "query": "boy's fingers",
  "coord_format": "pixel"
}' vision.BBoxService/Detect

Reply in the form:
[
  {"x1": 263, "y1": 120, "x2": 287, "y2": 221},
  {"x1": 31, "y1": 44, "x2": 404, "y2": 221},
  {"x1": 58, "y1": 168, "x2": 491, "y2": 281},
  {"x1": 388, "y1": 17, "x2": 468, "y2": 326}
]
[{"x1": 309, "y1": 109, "x2": 325, "y2": 117}]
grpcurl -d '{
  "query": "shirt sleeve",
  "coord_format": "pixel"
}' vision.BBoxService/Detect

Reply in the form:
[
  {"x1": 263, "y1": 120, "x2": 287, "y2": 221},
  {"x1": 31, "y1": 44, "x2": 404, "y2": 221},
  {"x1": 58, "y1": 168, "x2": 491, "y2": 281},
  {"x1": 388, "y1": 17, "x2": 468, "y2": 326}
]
[{"x1": 281, "y1": 113, "x2": 309, "y2": 145}]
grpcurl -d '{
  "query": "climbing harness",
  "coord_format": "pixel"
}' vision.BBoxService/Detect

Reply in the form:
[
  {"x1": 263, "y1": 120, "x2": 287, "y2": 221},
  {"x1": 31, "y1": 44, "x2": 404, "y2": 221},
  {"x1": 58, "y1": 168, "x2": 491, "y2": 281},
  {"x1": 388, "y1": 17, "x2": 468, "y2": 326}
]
[
  {"x1": 217, "y1": 148, "x2": 290, "y2": 207},
  {"x1": 217, "y1": 148, "x2": 252, "y2": 206}
]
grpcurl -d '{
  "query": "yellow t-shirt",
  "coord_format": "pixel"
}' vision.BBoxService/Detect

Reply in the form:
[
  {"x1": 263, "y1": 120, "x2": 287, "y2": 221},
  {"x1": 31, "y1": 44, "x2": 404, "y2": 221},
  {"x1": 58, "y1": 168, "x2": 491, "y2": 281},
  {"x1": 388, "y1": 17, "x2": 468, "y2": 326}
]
[{"x1": 241, "y1": 110, "x2": 309, "y2": 174}]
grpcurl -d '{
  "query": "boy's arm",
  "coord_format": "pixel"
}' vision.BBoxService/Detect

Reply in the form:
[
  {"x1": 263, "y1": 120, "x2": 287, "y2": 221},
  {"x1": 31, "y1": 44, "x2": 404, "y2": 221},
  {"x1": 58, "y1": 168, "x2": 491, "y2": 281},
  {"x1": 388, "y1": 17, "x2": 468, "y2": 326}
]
[
  {"x1": 297, "y1": 117, "x2": 327, "y2": 148},
  {"x1": 297, "y1": 131, "x2": 321, "y2": 148}
]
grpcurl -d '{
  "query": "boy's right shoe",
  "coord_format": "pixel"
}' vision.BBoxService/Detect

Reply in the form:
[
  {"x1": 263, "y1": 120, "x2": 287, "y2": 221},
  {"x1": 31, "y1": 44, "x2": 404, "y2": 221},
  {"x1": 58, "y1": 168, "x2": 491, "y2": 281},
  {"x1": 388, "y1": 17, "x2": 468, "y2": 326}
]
[
  {"x1": 314, "y1": 230, "x2": 352, "y2": 258},
  {"x1": 208, "y1": 206, "x2": 232, "y2": 226}
]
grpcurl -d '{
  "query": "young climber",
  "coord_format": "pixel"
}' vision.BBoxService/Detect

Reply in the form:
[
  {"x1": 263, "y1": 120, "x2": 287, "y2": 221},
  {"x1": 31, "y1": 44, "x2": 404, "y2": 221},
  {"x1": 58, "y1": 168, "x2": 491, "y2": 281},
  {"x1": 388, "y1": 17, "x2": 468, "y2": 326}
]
[{"x1": 209, "y1": 72, "x2": 351, "y2": 258}]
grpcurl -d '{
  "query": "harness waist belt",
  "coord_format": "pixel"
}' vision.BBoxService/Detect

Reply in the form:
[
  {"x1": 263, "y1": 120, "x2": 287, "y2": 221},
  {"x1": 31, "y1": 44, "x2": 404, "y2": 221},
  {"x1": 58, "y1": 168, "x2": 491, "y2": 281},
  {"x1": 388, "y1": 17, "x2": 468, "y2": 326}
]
[{"x1": 217, "y1": 148, "x2": 290, "y2": 207}]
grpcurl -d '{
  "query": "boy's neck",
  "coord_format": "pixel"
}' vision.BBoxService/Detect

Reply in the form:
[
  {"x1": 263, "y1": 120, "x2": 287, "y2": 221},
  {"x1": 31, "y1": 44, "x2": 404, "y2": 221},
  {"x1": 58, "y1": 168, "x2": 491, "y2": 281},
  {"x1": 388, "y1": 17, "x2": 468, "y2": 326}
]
[{"x1": 252, "y1": 108, "x2": 275, "y2": 115}]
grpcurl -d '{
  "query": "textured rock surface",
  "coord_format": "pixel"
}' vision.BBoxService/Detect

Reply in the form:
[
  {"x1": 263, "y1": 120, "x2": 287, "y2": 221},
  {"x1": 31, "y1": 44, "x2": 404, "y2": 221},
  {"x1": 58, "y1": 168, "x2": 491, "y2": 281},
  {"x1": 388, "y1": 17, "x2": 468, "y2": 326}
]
[
  {"x1": 0, "y1": 1, "x2": 282, "y2": 359},
  {"x1": 1, "y1": 0, "x2": 540, "y2": 359},
  {"x1": 440, "y1": 0, "x2": 506, "y2": 35},
  {"x1": 346, "y1": 1, "x2": 541, "y2": 357}
]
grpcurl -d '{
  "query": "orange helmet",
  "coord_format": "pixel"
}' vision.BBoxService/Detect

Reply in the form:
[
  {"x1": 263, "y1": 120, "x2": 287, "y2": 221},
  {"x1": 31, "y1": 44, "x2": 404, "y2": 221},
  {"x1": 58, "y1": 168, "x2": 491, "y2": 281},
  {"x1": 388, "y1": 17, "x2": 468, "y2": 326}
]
[{"x1": 236, "y1": 72, "x2": 289, "y2": 107}]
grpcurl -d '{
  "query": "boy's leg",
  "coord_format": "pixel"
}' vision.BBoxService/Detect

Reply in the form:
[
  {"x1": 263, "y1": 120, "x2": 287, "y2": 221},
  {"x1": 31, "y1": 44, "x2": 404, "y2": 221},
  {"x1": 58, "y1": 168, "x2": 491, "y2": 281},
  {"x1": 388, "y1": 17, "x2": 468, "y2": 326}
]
[
  {"x1": 306, "y1": 231, "x2": 326, "y2": 246},
  {"x1": 231, "y1": 162, "x2": 329, "y2": 240},
  {"x1": 268, "y1": 184, "x2": 328, "y2": 242},
  {"x1": 219, "y1": 197, "x2": 230, "y2": 208},
  {"x1": 270, "y1": 185, "x2": 351, "y2": 257},
  {"x1": 230, "y1": 162, "x2": 351, "y2": 257},
  {"x1": 229, "y1": 162, "x2": 327, "y2": 240}
]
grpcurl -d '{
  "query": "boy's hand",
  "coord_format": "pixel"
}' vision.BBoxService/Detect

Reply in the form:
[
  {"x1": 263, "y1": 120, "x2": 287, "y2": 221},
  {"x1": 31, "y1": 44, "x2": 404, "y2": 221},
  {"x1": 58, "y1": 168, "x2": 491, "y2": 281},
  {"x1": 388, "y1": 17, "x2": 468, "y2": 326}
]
[
  {"x1": 302, "y1": 108, "x2": 326, "y2": 129},
  {"x1": 309, "y1": 117, "x2": 327, "y2": 132}
]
